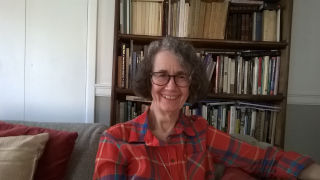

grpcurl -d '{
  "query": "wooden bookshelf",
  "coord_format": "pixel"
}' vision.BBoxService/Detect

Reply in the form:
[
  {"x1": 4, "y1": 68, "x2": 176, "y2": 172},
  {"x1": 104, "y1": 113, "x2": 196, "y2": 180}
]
[
  {"x1": 118, "y1": 34, "x2": 288, "y2": 49},
  {"x1": 110, "y1": 0, "x2": 293, "y2": 148}
]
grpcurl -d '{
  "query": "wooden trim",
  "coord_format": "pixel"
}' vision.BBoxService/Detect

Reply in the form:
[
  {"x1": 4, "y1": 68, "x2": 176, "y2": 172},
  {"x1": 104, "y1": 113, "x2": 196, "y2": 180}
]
[
  {"x1": 278, "y1": 0, "x2": 293, "y2": 148},
  {"x1": 110, "y1": 0, "x2": 120, "y2": 126},
  {"x1": 118, "y1": 34, "x2": 288, "y2": 49},
  {"x1": 115, "y1": 88, "x2": 284, "y2": 102},
  {"x1": 85, "y1": 0, "x2": 98, "y2": 123}
]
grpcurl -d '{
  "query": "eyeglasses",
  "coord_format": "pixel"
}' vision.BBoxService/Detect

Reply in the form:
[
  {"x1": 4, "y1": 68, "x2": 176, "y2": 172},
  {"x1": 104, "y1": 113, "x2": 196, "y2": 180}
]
[{"x1": 150, "y1": 72, "x2": 191, "y2": 87}]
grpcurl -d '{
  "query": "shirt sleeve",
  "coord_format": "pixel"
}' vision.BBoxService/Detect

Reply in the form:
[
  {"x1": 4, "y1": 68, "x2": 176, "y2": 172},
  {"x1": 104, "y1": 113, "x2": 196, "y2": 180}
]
[
  {"x1": 93, "y1": 129, "x2": 128, "y2": 180},
  {"x1": 206, "y1": 125, "x2": 314, "y2": 179}
]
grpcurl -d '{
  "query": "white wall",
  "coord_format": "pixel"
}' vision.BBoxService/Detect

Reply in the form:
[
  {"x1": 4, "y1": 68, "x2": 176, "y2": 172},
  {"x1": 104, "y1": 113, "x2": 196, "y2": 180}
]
[
  {"x1": 0, "y1": 0, "x2": 106, "y2": 123},
  {"x1": 0, "y1": 0, "x2": 25, "y2": 120},
  {"x1": 24, "y1": 0, "x2": 88, "y2": 122},
  {"x1": 287, "y1": 0, "x2": 320, "y2": 105},
  {"x1": 95, "y1": 0, "x2": 115, "y2": 97},
  {"x1": 285, "y1": 0, "x2": 320, "y2": 163}
]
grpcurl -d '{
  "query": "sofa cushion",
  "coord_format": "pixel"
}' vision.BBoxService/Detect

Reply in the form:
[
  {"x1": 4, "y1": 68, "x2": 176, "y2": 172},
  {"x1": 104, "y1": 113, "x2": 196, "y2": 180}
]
[
  {"x1": 0, "y1": 121, "x2": 78, "y2": 180},
  {"x1": 0, "y1": 133, "x2": 49, "y2": 180},
  {"x1": 2, "y1": 120, "x2": 109, "y2": 180}
]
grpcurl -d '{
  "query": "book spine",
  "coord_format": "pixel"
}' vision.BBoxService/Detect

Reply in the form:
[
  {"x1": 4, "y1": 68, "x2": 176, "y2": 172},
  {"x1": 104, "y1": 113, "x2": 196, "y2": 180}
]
[
  {"x1": 276, "y1": 7, "x2": 281, "y2": 42},
  {"x1": 252, "y1": 57, "x2": 259, "y2": 95},
  {"x1": 120, "y1": 0, "x2": 125, "y2": 33},
  {"x1": 121, "y1": 44, "x2": 126, "y2": 88},
  {"x1": 274, "y1": 56, "x2": 280, "y2": 95},
  {"x1": 257, "y1": 57, "x2": 262, "y2": 95},
  {"x1": 215, "y1": 56, "x2": 220, "y2": 94},
  {"x1": 229, "y1": 106, "x2": 236, "y2": 134},
  {"x1": 223, "y1": 56, "x2": 229, "y2": 93},
  {"x1": 244, "y1": 60, "x2": 249, "y2": 94},
  {"x1": 250, "y1": 109, "x2": 256, "y2": 136}
]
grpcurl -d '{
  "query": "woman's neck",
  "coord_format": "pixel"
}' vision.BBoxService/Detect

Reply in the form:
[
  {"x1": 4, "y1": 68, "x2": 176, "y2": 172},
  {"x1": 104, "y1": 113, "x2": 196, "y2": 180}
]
[{"x1": 148, "y1": 104, "x2": 180, "y2": 141}]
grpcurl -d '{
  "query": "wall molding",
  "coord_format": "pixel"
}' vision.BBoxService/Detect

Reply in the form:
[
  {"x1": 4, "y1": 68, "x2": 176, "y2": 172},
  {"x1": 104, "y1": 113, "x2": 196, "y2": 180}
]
[
  {"x1": 287, "y1": 93, "x2": 320, "y2": 105},
  {"x1": 95, "y1": 83, "x2": 112, "y2": 97},
  {"x1": 85, "y1": 0, "x2": 98, "y2": 123}
]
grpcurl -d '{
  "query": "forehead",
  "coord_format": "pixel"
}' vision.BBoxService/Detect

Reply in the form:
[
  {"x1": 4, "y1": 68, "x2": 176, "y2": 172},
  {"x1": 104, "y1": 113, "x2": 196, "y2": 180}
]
[{"x1": 153, "y1": 50, "x2": 186, "y2": 73}]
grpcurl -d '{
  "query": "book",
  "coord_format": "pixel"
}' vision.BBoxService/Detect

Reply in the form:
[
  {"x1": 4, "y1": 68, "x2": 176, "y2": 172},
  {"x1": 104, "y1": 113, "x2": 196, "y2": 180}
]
[
  {"x1": 276, "y1": 7, "x2": 281, "y2": 41},
  {"x1": 121, "y1": 44, "x2": 126, "y2": 88},
  {"x1": 117, "y1": 56, "x2": 122, "y2": 88},
  {"x1": 250, "y1": 109, "x2": 257, "y2": 136},
  {"x1": 244, "y1": 60, "x2": 249, "y2": 94},
  {"x1": 125, "y1": 47, "x2": 130, "y2": 88},
  {"x1": 262, "y1": 56, "x2": 270, "y2": 95},
  {"x1": 223, "y1": 56, "x2": 229, "y2": 93},
  {"x1": 262, "y1": 9, "x2": 277, "y2": 41},
  {"x1": 214, "y1": 55, "x2": 220, "y2": 94},
  {"x1": 126, "y1": 95, "x2": 151, "y2": 103},
  {"x1": 237, "y1": 56, "x2": 243, "y2": 94},
  {"x1": 178, "y1": 0, "x2": 185, "y2": 37},
  {"x1": 274, "y1": 56, "x2": 280, "y2": 95},
  {"x1": 183, "y1": 2, "x2": 189, "y2": 37},
  {"x1": 252, "y1": 57, "x2": 258, "y2": 95},
  {"x1": 187, "y1": 0, "x2": 195, "y2": 37},
  {"x1": 124, "y1": 0, "x2": 131, "y2": 34},
  {"x1": 203, "y1": 2, "x2": 212, "y2": 38},
  {"x1": 229, "y1": 106, "x2": 236, "y2": 134},
  {"x1": 270, "y1": 111, "x2": 277, "y2": 145},
  {"x1": 229, "y1": 58, "x2": 236, "y2": 94},
  {"x1": 197, "y1": 1, "x2": 206, "y2": 38},
  {"x1": 257, "y1": 57, "x2": 262, "y2": 94},
  {"x1": 120, "y1": 0, "x2": 124, "y2": 33}
]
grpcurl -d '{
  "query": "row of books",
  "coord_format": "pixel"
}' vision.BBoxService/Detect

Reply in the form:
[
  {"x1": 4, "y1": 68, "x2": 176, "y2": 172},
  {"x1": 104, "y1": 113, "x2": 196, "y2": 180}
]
[
  {"x1": 169, "y1": 0, "x2": 229, "y2": 39},
  {"x1": 117, "y1": 41, "x2": 147, "y2": 89},
  {"x1": 198, "y1": 50, "x2": 281, "y2": 95},
  {"x1": 120, "y1": 0, "x2": 164, "y2": 36},
  {"x1": 226, "y1": 3, "x2": 281, "y2": 41},
  {"x1": 117, "y1": 96, "x2": 280, "y2": 144},
  {"x1": 117, "y1": 96, "x2": 151, "y2": 123},
  {"x1": 119, "y1": 0, "x2": 281, "y2": 41},
  {"x1": 182, "y1": 100, "x2": 280, "y2": 144}
]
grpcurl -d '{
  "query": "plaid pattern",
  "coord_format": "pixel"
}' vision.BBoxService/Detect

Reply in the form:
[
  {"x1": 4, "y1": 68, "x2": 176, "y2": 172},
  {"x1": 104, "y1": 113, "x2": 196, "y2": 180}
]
[{"x1": 94, "y1": 110, "x2": 313, "y2": 180}]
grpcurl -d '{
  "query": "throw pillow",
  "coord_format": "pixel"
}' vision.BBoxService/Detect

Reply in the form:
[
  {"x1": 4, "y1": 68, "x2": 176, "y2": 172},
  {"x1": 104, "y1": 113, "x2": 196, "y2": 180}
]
[
  {"x1": 0, "y1": 133, "x2": 49, "y2": 180},
  {"x1": 0, "y1": 121, "x2": 78, "y2": 180}
]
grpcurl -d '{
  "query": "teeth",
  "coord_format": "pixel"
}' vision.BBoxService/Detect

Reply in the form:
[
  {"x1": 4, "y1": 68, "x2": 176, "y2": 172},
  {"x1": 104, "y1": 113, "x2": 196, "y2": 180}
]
[{"x1": 162, "y1": 95, "x2": 177, "y2": 100}]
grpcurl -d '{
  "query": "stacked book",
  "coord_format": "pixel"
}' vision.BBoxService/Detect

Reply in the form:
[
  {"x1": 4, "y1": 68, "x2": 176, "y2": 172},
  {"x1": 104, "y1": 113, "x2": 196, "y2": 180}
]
[
  {"x1": 183, "y1": 100, "x2": 280, "y2": 145},
  {"x1": 226, "y1": 0, "x2": 281, "y2": 41},
  {"x1": 197, "y1": 50, "x2": 281, "y2": 96}
]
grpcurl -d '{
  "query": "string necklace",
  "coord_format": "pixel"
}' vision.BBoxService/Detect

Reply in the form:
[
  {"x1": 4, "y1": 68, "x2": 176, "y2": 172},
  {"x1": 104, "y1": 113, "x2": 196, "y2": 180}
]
[{"x1": 157, "y1": 151, "x2": 173, "y2": 180}]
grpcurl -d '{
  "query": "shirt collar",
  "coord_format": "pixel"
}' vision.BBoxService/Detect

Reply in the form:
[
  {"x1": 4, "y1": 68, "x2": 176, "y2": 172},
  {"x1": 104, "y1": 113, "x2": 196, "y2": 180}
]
[{"x1": 127, "y1": 108, "x2": 196, "y2": 146}]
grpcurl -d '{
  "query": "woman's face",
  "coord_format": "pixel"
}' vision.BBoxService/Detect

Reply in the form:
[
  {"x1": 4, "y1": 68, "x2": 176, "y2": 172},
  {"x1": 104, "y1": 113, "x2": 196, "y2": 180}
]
[{"x1": 150, "y1": 50, "x2": 190, "y2": 114}]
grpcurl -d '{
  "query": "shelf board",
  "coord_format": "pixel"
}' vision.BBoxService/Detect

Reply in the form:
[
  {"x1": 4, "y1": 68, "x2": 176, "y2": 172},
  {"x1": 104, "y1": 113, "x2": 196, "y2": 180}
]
[
  {"x1": 115, "y1": 88, "x2": 284, "y2": 102},
  {"x1": 206, "y1": 93, "x2": 284, "y2": 102},
  {"x1": 118, "y1": 34, "x2": 288, "y2": 50},
  {"x1": 115, "y1": 88, "x2": 135, "y2": 96}
]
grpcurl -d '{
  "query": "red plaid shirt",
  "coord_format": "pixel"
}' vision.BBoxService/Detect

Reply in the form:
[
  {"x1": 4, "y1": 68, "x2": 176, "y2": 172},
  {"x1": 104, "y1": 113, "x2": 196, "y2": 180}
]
[{"x1": 94, "y1": 110, "x2": 313, "y2": 180}]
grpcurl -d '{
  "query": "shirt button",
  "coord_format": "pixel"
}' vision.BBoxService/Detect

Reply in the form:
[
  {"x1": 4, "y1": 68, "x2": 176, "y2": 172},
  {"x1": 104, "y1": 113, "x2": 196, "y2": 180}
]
[{"x1": 171, "y1": 159, "x2": 175, "y2": 162}]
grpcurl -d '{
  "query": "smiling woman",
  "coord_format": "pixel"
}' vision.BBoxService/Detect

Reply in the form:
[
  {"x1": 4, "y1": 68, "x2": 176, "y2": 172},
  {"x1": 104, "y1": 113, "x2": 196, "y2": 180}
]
[
  {"x1": 93, "y1": 37, "x2": 319, "y2": 180},
  {"x1": 133, "y1": 36, "x2": 209, "y2": 104}
]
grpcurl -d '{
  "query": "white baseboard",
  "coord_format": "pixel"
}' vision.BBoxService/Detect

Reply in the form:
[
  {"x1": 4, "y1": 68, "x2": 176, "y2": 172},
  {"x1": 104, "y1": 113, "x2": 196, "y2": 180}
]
[
  {"x1": 288, "y1": 93, "x2": 320, "y2": 105},
  {"x1": 95, "y1": 83, "x2": 111, "y2": 97}
]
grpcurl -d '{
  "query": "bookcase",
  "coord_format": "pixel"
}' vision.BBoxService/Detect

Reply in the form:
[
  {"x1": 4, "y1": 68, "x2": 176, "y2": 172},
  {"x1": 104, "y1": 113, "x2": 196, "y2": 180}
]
[{"x1": 110, "y1": 0, "x2": 293, "y2": 148}]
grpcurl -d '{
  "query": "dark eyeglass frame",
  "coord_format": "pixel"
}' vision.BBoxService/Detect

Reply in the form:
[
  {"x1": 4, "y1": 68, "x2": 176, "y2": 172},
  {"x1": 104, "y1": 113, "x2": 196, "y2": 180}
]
[{"x1": 150, "y1": 71, "x2": 191, "y2": 87}]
